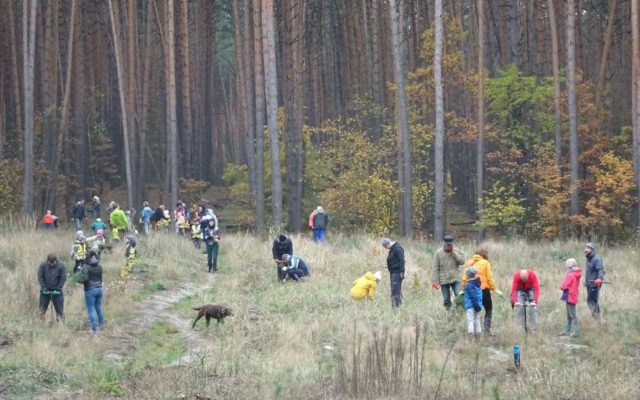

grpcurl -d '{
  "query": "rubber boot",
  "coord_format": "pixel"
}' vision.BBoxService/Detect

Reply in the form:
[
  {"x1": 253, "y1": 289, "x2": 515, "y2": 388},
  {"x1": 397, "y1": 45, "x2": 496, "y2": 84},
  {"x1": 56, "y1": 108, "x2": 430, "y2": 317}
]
[
  {"x1": 558, "y1": 322, "x2": 570, "y2": 336},
  {"x1": 569, "y1": 322, "x2": 579, "y2": 337},
  {"x1": 484, "y1": 313, "x2": 493, "y2": 335}
]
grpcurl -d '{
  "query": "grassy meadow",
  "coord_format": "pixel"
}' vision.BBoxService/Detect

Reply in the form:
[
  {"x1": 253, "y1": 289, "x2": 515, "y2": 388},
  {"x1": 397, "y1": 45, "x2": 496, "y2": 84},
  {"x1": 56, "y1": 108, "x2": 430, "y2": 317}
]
[{"x1": 0, "y1": 227, "x2": 639, "y2": 399}]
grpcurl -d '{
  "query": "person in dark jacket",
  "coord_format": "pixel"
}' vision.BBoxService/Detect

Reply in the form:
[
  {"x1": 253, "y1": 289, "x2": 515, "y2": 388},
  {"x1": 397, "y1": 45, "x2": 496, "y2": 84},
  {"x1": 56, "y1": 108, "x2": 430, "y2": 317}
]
[
  {"x1": 203, "y1": 220, "x2": 221, "y2": 273},
  {"x1": 272, "y1": 234, "x2": 294, "y2": 281},
  {"x1": 91, "y1": 196, "x2": 101, "y2": 219},
  {"x1": 82, "y1": 250, "x2": 104, "y2": 333},
  {"x1": 381, "y1": 238, "x2": 404, "y2": 308},
  {"x1": 309, "y1": 206, "x2": 329, "y2": 243},
  {"x1": 150, "y1": 205, "x2": 169, "y2": 230},
  {"x1": 72, "y1": 200, "x2": 86, "y2": 230},
  {"x1": 37, "y1": 254, "x2": 67, "y2": 321},
  {"x1": 584, "y1": 242, "x2": 605, "y2": 321}
]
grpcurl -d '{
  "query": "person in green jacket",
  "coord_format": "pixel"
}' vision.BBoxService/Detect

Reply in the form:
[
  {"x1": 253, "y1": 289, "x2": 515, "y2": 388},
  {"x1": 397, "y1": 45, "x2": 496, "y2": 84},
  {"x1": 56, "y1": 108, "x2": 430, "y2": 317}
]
[
  {"x1": 109, "y1": 203, "x2": 129, "y2": 242},
  {"x1": 431, "y1": 235, "x2": 465, "y2": 309}
]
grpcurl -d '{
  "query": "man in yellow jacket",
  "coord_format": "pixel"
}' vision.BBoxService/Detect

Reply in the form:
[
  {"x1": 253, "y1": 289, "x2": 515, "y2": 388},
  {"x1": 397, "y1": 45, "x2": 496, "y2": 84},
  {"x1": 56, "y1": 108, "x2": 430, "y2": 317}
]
[
  {"x1": 461, "y1": 249, "x2": 502, "y2": 334},
  {"x1": 350, "y1": 271, "x2": 382, "y2": 300}
]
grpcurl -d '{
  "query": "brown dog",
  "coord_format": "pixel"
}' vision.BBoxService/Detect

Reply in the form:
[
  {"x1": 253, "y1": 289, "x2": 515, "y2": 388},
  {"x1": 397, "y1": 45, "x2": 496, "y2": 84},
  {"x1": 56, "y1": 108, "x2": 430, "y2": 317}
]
[{"x1": 192, "y1": 304, "x2": 233, "y2": 328}]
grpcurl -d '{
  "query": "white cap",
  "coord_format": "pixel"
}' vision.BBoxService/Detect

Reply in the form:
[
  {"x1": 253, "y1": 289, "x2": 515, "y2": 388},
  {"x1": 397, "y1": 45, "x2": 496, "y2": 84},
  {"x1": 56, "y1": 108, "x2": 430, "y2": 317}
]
[{"x1": 373, "y1": 271, "x2": 383, "y2": 281}]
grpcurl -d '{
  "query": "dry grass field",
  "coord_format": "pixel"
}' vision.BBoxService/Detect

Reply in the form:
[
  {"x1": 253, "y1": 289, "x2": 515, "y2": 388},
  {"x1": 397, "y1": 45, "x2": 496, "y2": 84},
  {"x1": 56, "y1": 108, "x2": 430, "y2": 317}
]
[{"x1": 0, "y1": 226, "x2": 639, "y2": 399}]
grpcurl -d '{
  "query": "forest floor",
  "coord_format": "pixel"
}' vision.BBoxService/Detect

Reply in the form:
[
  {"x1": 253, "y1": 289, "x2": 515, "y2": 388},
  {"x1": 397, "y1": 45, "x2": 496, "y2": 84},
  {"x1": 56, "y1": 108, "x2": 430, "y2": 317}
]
[{"x1": 0, "y1": 228, "x2": 639, "y2": 399}]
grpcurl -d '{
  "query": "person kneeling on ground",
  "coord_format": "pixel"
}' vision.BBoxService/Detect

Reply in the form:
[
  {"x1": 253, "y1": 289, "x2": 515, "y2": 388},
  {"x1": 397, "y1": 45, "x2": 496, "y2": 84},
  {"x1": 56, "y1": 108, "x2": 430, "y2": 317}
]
[
  {"x1": 38, "y1": 254, "x2": 67, "y2": 321},
  {"x1": 350, "y1": 271, "x2": 382, "y2": 300},
  {"x1": 464, "y1": 267, "x2": 483, "y2": 339},
  {"x1": 281, "y1": 254, "x2": 309, "y2": 281}
]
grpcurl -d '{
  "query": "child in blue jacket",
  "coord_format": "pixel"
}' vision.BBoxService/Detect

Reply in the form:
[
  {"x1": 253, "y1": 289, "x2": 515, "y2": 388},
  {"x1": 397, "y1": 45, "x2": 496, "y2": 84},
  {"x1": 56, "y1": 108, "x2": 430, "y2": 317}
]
[{"x1": 464, "y1": 267, "x2": 483, "y2": 338}]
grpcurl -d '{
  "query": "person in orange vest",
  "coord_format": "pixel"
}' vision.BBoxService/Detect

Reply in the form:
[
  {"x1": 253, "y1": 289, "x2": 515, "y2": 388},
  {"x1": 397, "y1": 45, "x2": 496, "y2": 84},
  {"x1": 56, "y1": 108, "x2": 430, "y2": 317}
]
[{"x1": 42, "y1": 210, "x2": 55, "y2": 230}]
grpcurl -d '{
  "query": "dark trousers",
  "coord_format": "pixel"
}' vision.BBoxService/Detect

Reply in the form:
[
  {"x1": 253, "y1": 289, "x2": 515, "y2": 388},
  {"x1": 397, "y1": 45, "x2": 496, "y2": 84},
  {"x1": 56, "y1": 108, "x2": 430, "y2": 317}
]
[
  {"x1": 440, "y1": 281, "x2": 461, "y2": 309},
  {"x1": 39, "y1": 292, "x2": 64, "y2": 320},
  {"x1": 482, "y1": 289, "x2": 493, "y2": 332},
  {"x1": 587, "y1": 285, "x2": 601, "y2": 320},
  {"x1": 206, "y1": 242, "x2": 219, "y2": 272},
  {"x1": 390, "y1": 272, "x2": 404, "y2": 308}
]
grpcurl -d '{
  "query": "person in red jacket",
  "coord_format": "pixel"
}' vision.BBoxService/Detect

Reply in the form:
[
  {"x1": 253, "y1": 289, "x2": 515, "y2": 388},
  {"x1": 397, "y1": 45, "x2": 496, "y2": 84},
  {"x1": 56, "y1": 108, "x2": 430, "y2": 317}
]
[
  {"x1": 559, "y1": 258, "x2": 582, "y2": 337},
  {"x1": 511, "y1": 269, "x2": 540, "y2": 331}
]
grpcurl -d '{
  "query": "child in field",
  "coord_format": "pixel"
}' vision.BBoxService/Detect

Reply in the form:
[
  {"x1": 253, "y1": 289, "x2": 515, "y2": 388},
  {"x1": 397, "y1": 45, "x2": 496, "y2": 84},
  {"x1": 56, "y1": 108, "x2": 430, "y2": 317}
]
[
  {"x1": 42, "y1": 210, "x2": 55, "y2": 230},
  {"x1": 91, "y1": 218, "x2": 106, "y2": 234},
  {"x1": 464, "y1": 267, "x2": 483, "y2": 339},
  {"x1": 559, "y1": 258, "x2": 582, "y2": 337},
  {"x1": 71, "y1": 232, "x2": 87, "y2": 273},
  {"x1": 120, "y1": 235, "x2": 137, "y2": 279},
  {"x1": 191, "y1": 219, "x2": 202, "y2": 249},
  {"x1": 86, "y1": 229, "x2": 107, "y2": 258},
  {"x1": 350, "y1": 271, "x2": 382, "y2": 300}
]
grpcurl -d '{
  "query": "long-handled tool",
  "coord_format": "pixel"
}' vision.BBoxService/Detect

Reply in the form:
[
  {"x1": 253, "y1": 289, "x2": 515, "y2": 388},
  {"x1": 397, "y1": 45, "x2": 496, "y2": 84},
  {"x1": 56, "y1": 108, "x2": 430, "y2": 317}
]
[{"x1": 50, "y1": 292, "x2": 55, "y2": 322}]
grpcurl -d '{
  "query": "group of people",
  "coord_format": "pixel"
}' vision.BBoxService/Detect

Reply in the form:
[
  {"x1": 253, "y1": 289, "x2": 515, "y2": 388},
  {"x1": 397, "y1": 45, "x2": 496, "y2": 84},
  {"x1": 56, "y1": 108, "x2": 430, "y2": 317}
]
[
  {"x1": 271, "y1": 234, "x2": 311, "y2": 281},
  {"x1": 351, "y1": 235, "x2": 605, "y2": 339}
]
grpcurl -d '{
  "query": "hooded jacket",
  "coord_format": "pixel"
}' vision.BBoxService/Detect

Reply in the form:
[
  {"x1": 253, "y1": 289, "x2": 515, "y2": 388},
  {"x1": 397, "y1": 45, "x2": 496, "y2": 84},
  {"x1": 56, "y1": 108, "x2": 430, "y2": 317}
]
[
  {"x1": 464, "y1": 277, "x2": 483, "y2": 310},
  {"x1": 585, "y1": 252, "x2": 605, "y2": 287},
  {"x1": 272, "y1": 236, "x2": 293, "y2": 260},
  {"x1": 461, "y1": 254, "x2": 496, "y2": 291},
  {"x1": 83, "y1": 256, "x2": 103, "y2": 292},
  {"x1": 386, "y1": 242, "x2": 405, "y2": 273},
  {"x1": 110, "y1": 208, "x2": 129, "y2": 230},
  {"x1": 350, "y1": 272, "x2": 379, "y2": 300},
  {"x1": 38, "y1": 261, "x2": 67, "y2": 291},
  {"x1": 560, "y1": 267, "x2": 582, "y2": 305}
]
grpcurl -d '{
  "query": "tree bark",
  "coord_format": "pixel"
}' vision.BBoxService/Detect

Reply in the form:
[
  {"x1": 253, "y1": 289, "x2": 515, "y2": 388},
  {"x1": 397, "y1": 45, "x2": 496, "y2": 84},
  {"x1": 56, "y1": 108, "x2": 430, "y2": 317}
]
[
  {"x1": 389, "y1": 0, "x2": 412, "y2": 237},
  {"x1": 8, "y1": 0, "x2": 23, "y2": 145},
  {"x1": 178, "y1": 0, "x2": 193, "y2": 177},
  {"x1": 508, "y1": 0, "x2": 519, "y2": 66},
  {"x1": 166, "y1": 0, "x2": 179, "y2": 223},
  {"x1": 242, "y1": 0, "x2": 258, "y2": 228},
  {"x1": 253, "y1": 0, "x2": 266, "y2": 231},
  {"x1": 548, "y1": 0, "x2": 562, "y2": 164},
  {"x1": 22, "y1": 0, "x2": 37, "y2": 215},
  {"x1": 434, "y1": 0, "x2": 445, "y2": 241},
  {"x1": 262, "y1": 0, "x2": 283, "y2": 228},
  {"x1": 632, "y1": 0, "x2": 640, "y2": 227},
  {"x1": 595, "y1": 0, "x2": 617, "y2": 110},
  {"x1": 108, "y1": 0, "x2": 134, "y2": 209},
  {"x1": 476, "y1": 0, "x2": 486, "y2": 243},
  {"x1": 567, "y1": 0, "x2": 579, "y2": 217}
]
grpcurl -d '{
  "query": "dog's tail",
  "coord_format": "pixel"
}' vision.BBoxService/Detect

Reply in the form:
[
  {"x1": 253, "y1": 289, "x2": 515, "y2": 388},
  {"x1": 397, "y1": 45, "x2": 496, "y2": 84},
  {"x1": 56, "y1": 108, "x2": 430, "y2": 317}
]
[{"x1": 193, "y1": 306, "x2": 202, "y2": 311}]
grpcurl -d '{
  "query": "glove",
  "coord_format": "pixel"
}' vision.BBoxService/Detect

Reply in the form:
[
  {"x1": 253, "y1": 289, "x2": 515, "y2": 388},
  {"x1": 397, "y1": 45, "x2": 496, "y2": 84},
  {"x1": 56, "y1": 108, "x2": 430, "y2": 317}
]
[
  {"x1": 53, "y1": 290, "x2": 61, "y2": 296},
  {"x1": 474, "y1": 306, "x2": 482, "y2": 312},
  {"x1": 431, "y1": 283, "x2": 441, "y2": 290},
  {"x1": 41, "y1": 289, "x2": 50, "y2": 295},
  {"x1": 494, "y1": 290, "x2": 504, "y2": 298},
  {"x1": 594, "y1": 279, "x2": 602, "y2": 287},
  {"x1": 529, "y1": 302, "x2": 536, "y2": 307}
]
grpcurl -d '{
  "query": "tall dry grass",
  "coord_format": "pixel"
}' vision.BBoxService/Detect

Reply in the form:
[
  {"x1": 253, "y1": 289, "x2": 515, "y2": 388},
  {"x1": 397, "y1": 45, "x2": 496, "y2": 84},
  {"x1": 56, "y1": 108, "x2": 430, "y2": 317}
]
[{"x1": 1, "y1": 229, "x2": 639, "y2": 399}]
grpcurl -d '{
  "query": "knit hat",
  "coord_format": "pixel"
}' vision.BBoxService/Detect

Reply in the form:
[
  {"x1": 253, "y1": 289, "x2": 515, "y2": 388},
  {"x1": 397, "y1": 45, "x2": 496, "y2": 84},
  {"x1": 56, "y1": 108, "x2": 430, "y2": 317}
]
[
  {"x1": 126, "y1": 235, "x2": 137, "y2": 247},
  {"x1": 373, "y1": 271, "x2": 383, "y2": 281},
  {"x1": 278, "y1": 234, "x2": 287, "y2": 243},
  {"x1": 381, "y1": 238, "x2": 392, "y2": 248},
  {"x1": 97, "y1": 229, "x2": 104, "y2": 237},
  {"x1": 565, "y1": 258, "x2": 577, "y2": 269},
  {"x1": 465, "y1": 267, "x2": 478, "y2": 278},
  {"x1": 584, "y1": 242, "x2": 596, "y2": 252},
  {"x1": 443, "y1": 235, "x2": 454, "y2": 244}
]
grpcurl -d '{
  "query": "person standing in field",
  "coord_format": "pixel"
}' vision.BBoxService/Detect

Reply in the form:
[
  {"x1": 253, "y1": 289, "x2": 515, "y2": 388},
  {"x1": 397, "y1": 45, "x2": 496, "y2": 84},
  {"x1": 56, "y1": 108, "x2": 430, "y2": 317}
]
[
  {"x1": 140, "y1": 201, "x2": 154, "y2": 235},
  {"x1": 560, "y1": 258, "x2": 582, "y2": 336},
  {"x1": 510, "y1": 269, "x2": 540, "y2": 331},
  {"x1": 461, "y1": 248, "x2": 501, "y2": 334},
  {"x1": 272, "y1": 234, "x2": 293, "y2": 281},
  {"x1": 431, "y1": 235, "x2": 465, "y2": 309},
  {"x1": 81, "y1": 250, "x2": 104, "y2": 334},
  {"x1": 584, "y1": 242, "x2": 605, "y2": 321},
  {"x1": 309, "y1": 206, "x2": 329, "y2": 243},
  {"x1": 350, "y1": 271, "x2": 382, "y2": 300},
  {"x1": 91, "y1": 217, "x2": 106, "y2": 234},
  {"x1": 72, "y1": 200, "x2": 86, "y2": 230},
  {"x1": 203, "y1": 220, "x2": 221, "y2": 273},
  {"x1": 42, "y1": 210, "x2": 55, "y2": 230},
  {"x1": 109, "y1": 203, "x2": 128, "y2": 242},
  {"x1": 38, "y1": 254, "x2": 67, "y2": 321},
  {"x1": 71, "y1": 233, "x2": 87, "y2": 273},
  {"x1": 464, "y1": 267, "x2": 483, "y2": 339},
  {"x1": 92, "y1": 196, "x2": 101, "y2": 219},
  {"x1": 381, "y1": 238, "x2": 405, "y2": 308}
]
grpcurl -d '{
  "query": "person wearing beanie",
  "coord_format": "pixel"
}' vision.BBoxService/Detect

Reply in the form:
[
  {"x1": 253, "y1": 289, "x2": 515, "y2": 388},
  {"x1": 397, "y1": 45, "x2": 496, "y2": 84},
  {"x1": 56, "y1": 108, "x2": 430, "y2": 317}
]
[
  {"x1": 37, "y1": 254, "x2": 67, "y2": 321},
  {"x1": 272, "y1": 234, "x2": 294, "y2": 281},
  {"x1": 464, "y1": 267, "x2": 483, "y2": 339},
  {"x1": 431, "y1": 235, "x2": 465, "y2": 309},
  {"x1": 462, "y1": 248, "x2": 500, "y2": 334},
  {"x1": 91, "y1": 217, "x2": 106, "y2": 234},
  {"x1": 381, "y1": 238, "x2": 405, "y2": 308},
  {"x1": 309, "y1": 206, "x2": 329, "y2": 243},
  {"x1": 86, "y1": 229, "x2": 107, "y2": 258},
  {"x1": 350, "y1": 271, "x2": 383, "y2": 300},
  {"x1": 120, "y1": 235, "x2": 137, "y2": 279},
  {"x1": 584, "y1": 242, "x2": 605, "y2": 321},
  {"x1": 560, "y1": 258, "x2": 582, "y2": 336},
  {"x1": 71, "y1": 234, "x2": 87, "y2": 273},
  {"x1": 511, "y1": 269, "x2": 540, "y2": 331}
]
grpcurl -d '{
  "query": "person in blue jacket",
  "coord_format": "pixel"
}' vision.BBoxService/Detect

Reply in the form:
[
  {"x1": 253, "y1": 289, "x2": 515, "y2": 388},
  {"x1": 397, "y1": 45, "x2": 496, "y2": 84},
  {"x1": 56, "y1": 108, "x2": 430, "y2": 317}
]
[
  {"x1": 281, "y1": 254, "x2": 309, "y2": 281},
  {"x1": 140, "y1": 201, "x2": 154, "y2": 235},
  {"x1": 464, "y1": 267, "x2": 483, "y2": 339}
]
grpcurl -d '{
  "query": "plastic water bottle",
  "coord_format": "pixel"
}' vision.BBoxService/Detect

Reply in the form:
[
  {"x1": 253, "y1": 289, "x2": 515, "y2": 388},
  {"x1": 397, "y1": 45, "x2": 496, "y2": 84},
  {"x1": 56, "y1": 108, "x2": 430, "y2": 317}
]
[{"x1": 513, "y1": 345, "x2": 521, "y2": 369}]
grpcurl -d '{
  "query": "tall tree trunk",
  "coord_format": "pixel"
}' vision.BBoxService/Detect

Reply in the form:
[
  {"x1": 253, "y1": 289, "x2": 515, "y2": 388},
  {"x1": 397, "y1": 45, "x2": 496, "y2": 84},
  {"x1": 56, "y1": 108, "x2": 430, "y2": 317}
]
[
  {"x1": 548, "y1": 0, "x2": 562, "y2": 163},
  {"x1": 22, "y1": 0, "x2": 37, "y2": 215},
  {"x1": 8, "y1": 0, "x2": 23, "y2": 145},
  {"x1": 262, "y1": 0, "x2": 283, "y2": 228},
  {"x1": 166, "y1": 0, "x2": 179, "y2": 222},
  {"x1": 126, "y1": 0, "x2": 140, "y2": 207},
  {"x1": 632, "y1": 0, "x2": 640, "y2": 228},
  {"x1": 567, "y1": 0, "x2": 579, "y2": 217},
  {"x1": 595, "y1": 0, "x2": 617, "y2": 110},
  {"x1": 108, "y1": 0, "x2": 134, "y2": 209},
  {"x1": 139, "y1": 6, "x2": 154, "y2": 200},
  {"x1": 476, "y1": 0, "x2": 486, "y2": 243},
  {"x1": 232, "y1": 0, "x2": 246, "y2": 165},
  {"x1": 178, "y1": 0, "x2": 193, "y2": 177},
  {"x1": 253, "y1": 0, "x2": 266, "y2": 231},
  {"x1": 508, "y1": 0, "x2": 519, "y2": 65},
  {"x1": 389, "y1": 0, "x2": 412, "y2": 237},
  {"x1": 434, "y1": 0, "x2": 445, "y2": 241},
  {"x1": 242, "y1": 0, "x2": 258, "y2": 228}
]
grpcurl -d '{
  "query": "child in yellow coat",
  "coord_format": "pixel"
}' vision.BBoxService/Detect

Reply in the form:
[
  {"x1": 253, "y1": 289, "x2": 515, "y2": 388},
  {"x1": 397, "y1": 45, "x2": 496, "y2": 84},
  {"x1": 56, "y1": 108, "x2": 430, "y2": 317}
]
[{"x1": 350, "y1": 271, "x2": 382, "y2": 300}]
